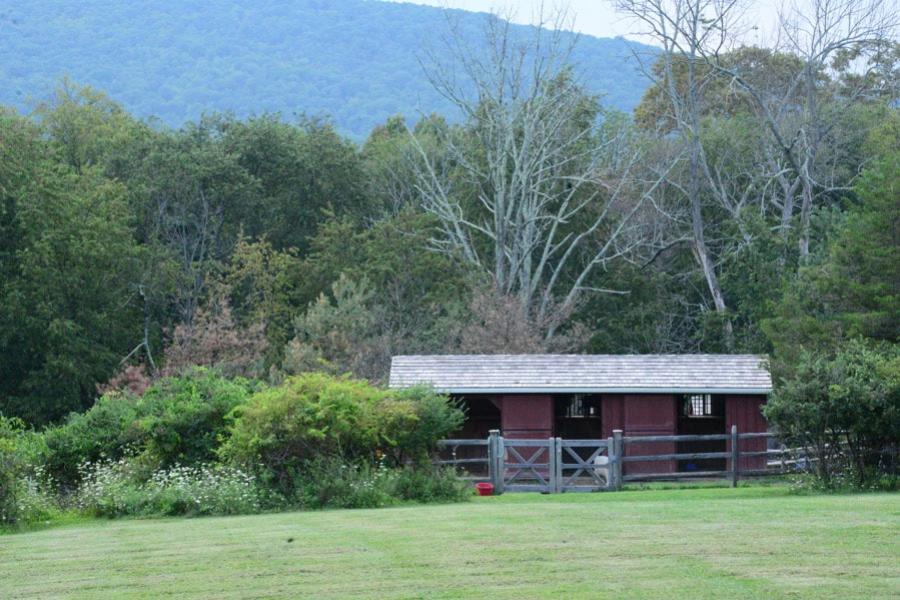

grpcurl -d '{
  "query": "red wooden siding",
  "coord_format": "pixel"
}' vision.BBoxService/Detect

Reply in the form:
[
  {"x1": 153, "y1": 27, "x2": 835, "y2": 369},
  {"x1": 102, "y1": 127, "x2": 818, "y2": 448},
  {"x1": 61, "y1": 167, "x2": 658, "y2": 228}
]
[
  {"x1": 601, "y1": 394, "x2": 625, "y2": 438},
  {"x1": 500, "y1": 395, "x2": 553, "y2": 474},
  {"x1": 621, "y1": 395, "x2": 677, "y2": 474},
  {"x1": 500, "y1": 395, "x2": 553, "y2": 439},
  {"x1": 725, "y1": 395, "x2": 768, "y2": 471}
]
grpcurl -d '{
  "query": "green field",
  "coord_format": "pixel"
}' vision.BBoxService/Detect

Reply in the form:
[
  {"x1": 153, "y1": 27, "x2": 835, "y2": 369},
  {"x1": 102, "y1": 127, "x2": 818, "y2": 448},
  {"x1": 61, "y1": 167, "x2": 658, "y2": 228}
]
[{"x1": 1, "y1": 486, "x2": 897, "y2": 599}]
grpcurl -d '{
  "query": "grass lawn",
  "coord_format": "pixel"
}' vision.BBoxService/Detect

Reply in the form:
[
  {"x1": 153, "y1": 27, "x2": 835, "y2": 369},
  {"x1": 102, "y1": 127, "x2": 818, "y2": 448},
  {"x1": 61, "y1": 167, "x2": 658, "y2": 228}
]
[{"x1": 1, "y1": 486, "x2": 897, "y2": 599}]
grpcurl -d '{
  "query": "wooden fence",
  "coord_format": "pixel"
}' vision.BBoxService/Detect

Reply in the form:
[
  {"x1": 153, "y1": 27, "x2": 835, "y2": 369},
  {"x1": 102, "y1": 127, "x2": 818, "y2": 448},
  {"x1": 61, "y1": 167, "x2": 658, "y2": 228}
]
[{"x1": 437, "y1": 426, "x2": 806, "y2": 493}]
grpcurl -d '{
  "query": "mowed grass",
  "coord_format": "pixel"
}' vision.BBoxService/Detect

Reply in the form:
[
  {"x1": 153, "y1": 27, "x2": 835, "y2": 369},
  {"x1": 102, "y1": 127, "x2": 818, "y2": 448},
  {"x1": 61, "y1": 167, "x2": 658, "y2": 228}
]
[{"x1": 1, "y1": 486, "x2": 897, "y2": 599}]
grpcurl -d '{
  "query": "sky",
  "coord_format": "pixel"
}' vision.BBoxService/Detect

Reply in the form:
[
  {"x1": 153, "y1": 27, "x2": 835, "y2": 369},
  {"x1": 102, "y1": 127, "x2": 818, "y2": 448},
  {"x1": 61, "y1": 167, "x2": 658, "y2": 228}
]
[{"x1": 384, "y1": 0, "x2": 783, "y2": 45}]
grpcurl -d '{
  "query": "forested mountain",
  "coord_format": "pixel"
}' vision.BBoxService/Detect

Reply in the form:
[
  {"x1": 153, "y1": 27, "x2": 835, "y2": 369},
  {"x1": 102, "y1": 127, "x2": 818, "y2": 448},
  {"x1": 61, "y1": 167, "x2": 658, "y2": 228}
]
[{"x1": 0, "y1": 0, "x2": 653, "y2": 139}]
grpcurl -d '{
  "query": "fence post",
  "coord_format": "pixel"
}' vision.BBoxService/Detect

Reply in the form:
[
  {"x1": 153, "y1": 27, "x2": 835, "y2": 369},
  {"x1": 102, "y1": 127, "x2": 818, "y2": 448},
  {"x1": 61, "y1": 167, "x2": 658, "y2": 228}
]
[
  {"x1": 488, "y1": 429, "x2": 501, "y2": 492},
  {"x1": 553, "y1": 437, "x2": 562, "y2": 493},
  {"x1": 612, "y1": 429, "x2": 624, "y2": 491},
  {"x1": 605, "y1": 436, "x2": 615, "y2": 490},
  {"x1": 488, "y1": 429, "x2": 506, "y2": 494},
  {"x1": 730, "y1": 425, "x2": 739, "y2": 488}
]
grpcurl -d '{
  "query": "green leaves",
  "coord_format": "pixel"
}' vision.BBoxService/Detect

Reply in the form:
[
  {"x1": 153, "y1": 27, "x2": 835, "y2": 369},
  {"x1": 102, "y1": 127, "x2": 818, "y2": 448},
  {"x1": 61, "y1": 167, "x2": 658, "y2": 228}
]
[
  {"x1": 218, "y1": 374, "x2": 462, "y2": 497},
  {"x1": 765, "y1": 340, "x2": 899, "y2": 487},
  {"x1": 0, "y1": 111, "x2": 143, "y2": 424}
]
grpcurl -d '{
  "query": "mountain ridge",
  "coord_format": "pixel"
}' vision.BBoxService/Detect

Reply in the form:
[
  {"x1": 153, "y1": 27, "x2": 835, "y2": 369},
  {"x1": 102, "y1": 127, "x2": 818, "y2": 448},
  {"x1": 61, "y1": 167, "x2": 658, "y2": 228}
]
[{"x1": 0, "y1": 0, "x2": 654, "y2": 139}]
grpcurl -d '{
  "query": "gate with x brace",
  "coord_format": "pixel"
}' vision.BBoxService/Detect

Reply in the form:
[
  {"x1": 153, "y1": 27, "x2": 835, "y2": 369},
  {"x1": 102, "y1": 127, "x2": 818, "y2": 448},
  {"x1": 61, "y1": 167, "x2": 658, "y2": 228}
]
[{"x1": 497, "y1": 437, "x2": 613, "y2": 493}]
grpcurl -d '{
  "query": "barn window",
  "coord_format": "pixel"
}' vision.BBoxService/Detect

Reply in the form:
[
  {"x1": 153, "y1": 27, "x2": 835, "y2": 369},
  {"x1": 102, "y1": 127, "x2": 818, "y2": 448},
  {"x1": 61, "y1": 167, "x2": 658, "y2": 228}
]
[
  {"x1": 555, "y1": 394, "x2": 601, "y2": 418},
  {"x1": 682, "y1": 394, "x2": 722, "y2": 417}
]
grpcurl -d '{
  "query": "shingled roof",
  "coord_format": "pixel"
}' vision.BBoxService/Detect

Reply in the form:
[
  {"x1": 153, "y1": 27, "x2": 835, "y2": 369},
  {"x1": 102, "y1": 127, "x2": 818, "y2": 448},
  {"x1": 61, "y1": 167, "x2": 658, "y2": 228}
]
[{"x1": 389, "y1": 354, "x2": 772, "y2": 394}]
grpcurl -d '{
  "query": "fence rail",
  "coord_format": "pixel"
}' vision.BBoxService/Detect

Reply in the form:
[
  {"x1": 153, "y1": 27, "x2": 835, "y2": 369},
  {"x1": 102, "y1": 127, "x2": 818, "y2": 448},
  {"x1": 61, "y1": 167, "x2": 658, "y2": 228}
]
[{"x1": 438, "y1": 426, "x2": 809, "y2": 493}]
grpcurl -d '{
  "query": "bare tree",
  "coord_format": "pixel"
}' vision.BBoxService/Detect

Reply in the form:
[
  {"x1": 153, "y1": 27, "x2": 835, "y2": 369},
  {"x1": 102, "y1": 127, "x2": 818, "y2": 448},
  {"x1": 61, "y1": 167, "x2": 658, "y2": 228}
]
[
  {"x1": 719, "y1": 0, "x2": 897, "y2": 258},
  {"x1": 152, "y1": 185, "x2": 223, "y2": 327},
  {"x1": 627, "y1": 0, "x2": 899, "y2": 260},
  {"x1": 612, "y1": 0, "x2": 745, "y2": 346},
  {"x1": 409, "y1": 12, "x2": 658, "y2": 338},
  {"x1": 454, "y1": 285, "x2": 587, "y2": 354}
]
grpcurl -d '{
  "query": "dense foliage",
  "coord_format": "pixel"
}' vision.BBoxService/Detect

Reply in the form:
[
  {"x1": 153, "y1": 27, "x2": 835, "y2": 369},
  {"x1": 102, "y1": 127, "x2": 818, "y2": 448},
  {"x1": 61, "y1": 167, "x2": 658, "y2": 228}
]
[
  {"x1": 0, "y1": 417, "x2": 23, "y2": 524},
  {"x1": 765, "y1": 341, "x2": 899, "y2": 488},
  {"x1": 0, "y1": 0, "x2": 653, "y2": 139},
  {"x1": 763, "y1": 151, "x2": 899, "y2": 488},
  {"x1": 41, "y1": 369, "x2": 253, "y2": 487},
  {"x1": 1, "y1": 372, "x2": 467, "y2": 527},
  {"x1": 219, "y1": 375, "x2": 463, "y2": 497}
]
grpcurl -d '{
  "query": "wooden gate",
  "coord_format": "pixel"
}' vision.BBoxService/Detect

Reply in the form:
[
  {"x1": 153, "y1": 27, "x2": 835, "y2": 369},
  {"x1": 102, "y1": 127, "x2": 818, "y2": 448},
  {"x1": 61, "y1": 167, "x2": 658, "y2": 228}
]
[
  {"x1": 489, "y1": 435, "x2": 614, "y2": 493},
  {"x1": 555, "y1": 438, "x2": 612, "y2": 492},
  {"x1": 498, "y1": 438, "x2": 555, "y2": 492}
]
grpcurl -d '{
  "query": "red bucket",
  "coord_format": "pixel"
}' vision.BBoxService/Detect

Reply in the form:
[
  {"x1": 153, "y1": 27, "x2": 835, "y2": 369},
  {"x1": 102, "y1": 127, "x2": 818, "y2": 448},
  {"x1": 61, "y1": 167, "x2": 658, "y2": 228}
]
[{"x1": 474, "y1": 482, "x2": 494, "y2": 496}]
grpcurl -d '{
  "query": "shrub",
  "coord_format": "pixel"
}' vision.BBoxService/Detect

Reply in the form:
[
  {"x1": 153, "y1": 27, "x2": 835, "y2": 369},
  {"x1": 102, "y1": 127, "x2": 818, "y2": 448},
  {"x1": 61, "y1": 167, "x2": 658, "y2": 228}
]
[
  {"x1": 75, "y1": 457, "x2": 266, "y2": 518},
  {"x1": 0, "y1": 416, "x2": 24, "y2": 524},
  {"x1": 219, "y1": 373, "x2": 463, "y2": 496},
  {"x1": 42, "y1": 392, "x2": 142, "y2": 488},
  {"x1": 384, "y1": 386, "x2": 465, "y2": 466},
  {"x1": 1, "y1": 416, "x2": 56, "y2": 526},
  {"x1": 295, "y1": 458, "x2": 396, "y2": 509},
  {"x1": 13, "y1": 467, "x2": 59, "y2": 525},
  {"x1": 43, "y1": 368, "x2": 254, "y2": 488},
  {"x1": 765, "y1": 339, "x2": 899, "y2": 488},
  {"x1": 219, "y1": 373, "x2": 389, "y2": 493},
  {"x1": 134, "y1": 368, "x2": 255, "y2": 469},
  {"x1": 295, "y1": 460, "x2": 471, "y2": 509},
  {"x1": 387, "y1": 466, "x2": 472, "y2": 504}
]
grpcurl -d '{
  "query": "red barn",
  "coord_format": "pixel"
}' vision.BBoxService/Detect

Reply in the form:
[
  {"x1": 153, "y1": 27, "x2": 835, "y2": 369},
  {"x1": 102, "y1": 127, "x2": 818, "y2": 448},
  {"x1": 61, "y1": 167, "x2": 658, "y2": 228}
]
[{"x1": 389, "y1": 354, "x2": 772, "y2": 474}]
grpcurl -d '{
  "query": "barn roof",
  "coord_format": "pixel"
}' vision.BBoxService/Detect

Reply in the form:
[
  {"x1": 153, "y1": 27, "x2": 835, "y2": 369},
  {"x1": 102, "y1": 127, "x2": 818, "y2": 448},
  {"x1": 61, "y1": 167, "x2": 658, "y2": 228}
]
[{"x1": 388, "y1": 354, "x2": 772, "y2": 394}]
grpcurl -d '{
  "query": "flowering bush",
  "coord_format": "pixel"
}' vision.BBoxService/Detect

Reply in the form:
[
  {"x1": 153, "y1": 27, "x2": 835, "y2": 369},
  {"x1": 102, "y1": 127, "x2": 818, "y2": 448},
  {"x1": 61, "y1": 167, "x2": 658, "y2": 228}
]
[
  {"x1": 43, "y1": 368, "x2": 254, "y2": 488},
  {"x1": 1, "y1": 416, "x2": 56, "y2": 526},
  {"x1": 75, "y1": 458, "x2": 266, "y2": 518},
  {"x1": 12, "y1": 467, "x2": 59, "y2": 525}
]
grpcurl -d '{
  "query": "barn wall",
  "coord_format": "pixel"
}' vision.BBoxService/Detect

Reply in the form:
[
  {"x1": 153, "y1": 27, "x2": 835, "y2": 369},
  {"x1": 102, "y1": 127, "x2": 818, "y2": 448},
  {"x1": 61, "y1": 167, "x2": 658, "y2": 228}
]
[
  {"x1": 725, "y1": 395, "x2": 768, "y2": 471},
  {"x1": 500, "y1": 395, "x2": 553, "y2": 439},
  {"x1": 601, "y1": 394, "x2": 624, "y2": 438},
  {"x1": 458, "y1": 392, "x2": 766, "y2": 475},
  {"x1": 620, "y1": 394, "x2": 678, "y2": 474}
]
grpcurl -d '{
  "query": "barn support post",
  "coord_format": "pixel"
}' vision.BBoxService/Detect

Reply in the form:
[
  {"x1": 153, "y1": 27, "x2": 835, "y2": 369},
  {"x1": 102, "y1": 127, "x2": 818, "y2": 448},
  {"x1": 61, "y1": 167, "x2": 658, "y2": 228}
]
[
  {"x1": 612, "y1": 429, "x2": 624, "y2": 491},
  {"x1": 730, "y1": 425, "x2": 739, "y2": 488}
]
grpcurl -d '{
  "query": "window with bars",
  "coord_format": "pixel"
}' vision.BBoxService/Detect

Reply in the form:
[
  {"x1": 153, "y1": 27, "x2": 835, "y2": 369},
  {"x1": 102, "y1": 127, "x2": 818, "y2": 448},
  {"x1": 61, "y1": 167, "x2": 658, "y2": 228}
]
[
  {"x1": 683, "y1": 394, "x2": 721, "y2": 417},
  {"x1": 555, "y1": 395, "x2": 602, "y2": 418}
]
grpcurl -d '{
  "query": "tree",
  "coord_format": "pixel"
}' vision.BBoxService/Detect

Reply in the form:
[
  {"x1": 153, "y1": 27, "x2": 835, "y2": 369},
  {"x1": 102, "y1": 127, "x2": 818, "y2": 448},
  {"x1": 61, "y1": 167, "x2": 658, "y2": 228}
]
[
  {"x1": 613, "y1": 0, "x2": 747, "y2": 347},
  {"x1": 210, "y1": 235, "x2": 304, "y2": 366},
  {"x1": 645, "y1": 0, "x2": 900, "y2": 259},
  {"x1": 221, "y1": 115, "x2": 368, "y2": 253},
  {"x1": 300, "y1": 212, "x2": 473, "y2": 358},
  {"x1": 163, "y1": 297, "x2": 268, "y2": 380},
  {"x1": 765, "y1": 146, "x2": 899, "y2": 369},
  {"x1": 34, "y1": 79, "x2": 148, "y2": 175},
  {"x1": 282, "y1": 275, "x2": 382, "y2": 382},
  {"x1": 454, "y1": 285, "x2": 586, "y2": 354},
  {"x1": 0, "y1": 111, "x2": 143, "y2": 424},
  {"x1": 409, "y1": 14, "x2": 655, "y2": 339}
]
